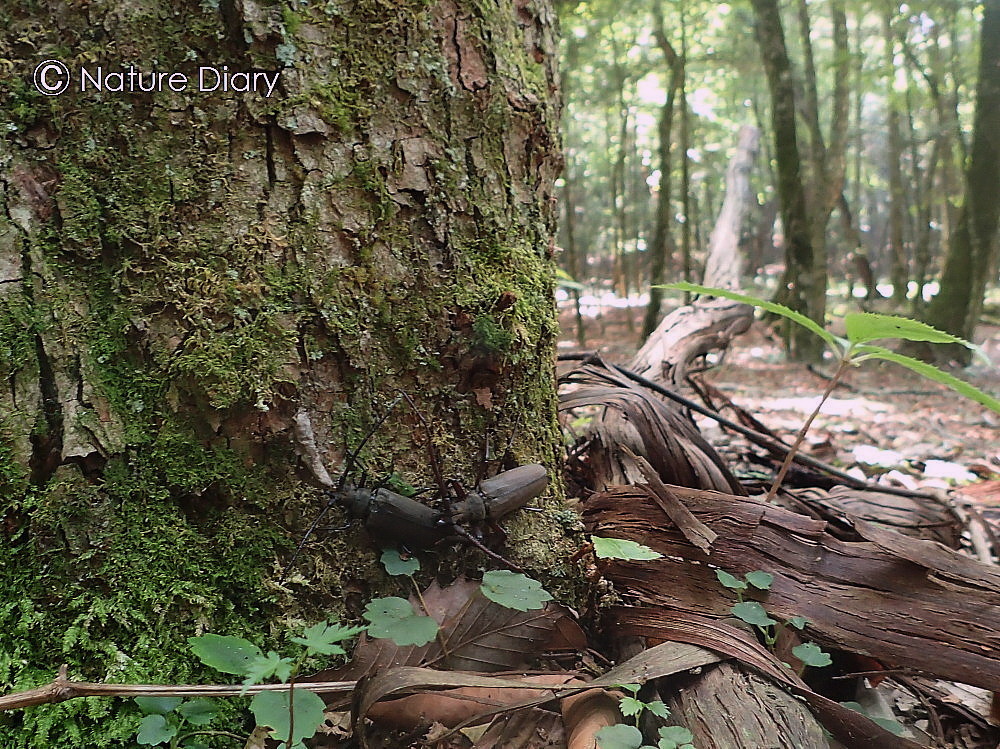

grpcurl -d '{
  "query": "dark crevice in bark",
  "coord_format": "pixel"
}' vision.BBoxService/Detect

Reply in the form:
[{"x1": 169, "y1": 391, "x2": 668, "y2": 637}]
[{"x1": 27, "y1": 334, "x2": 63, "y2": 486}]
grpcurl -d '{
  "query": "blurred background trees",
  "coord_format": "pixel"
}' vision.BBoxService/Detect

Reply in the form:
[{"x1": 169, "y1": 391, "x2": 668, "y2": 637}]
[{"x1": 555, "y1": 0, "x2": 998, "y2": 360}]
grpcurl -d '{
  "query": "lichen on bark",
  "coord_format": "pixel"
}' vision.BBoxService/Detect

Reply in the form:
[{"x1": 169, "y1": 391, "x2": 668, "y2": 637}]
[{"x1": 0, "y1": 0, "x2": 572, "y2": 744}]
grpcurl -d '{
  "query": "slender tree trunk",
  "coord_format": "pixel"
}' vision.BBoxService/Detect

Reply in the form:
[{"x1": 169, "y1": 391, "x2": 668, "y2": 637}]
[
  {"x1": 562, "y1": 161, "x2": 587, "y2": 347},
  {"x1": 925, "y1": 0, "x2": 1000, "y2": 360},
  {"x1": 642, "y1": 3, "x2": 685, "y2": 340},
  {"x1": 751, "y1": 0, "x2": 824, "y2": 360},
  {"x1": 883, "y1": 6, "x2": 910, "y2": 304},
  {"x1": 0, "y1": 1, "x2": 568, "y2": 744}
]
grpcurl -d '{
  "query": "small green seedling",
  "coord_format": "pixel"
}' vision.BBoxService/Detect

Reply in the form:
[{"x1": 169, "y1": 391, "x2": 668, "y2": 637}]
[
  {"x1": 137, "y1": 556, "x2": 556, "y2": 748},
  {"x1": 134, "y1": 696, "x2": 221, "y2": 749},
  {"x1": 661, "y1": 283, "x2": 1000, "y2": 499},
  {"x1": 185, "y1": 619, "x2": 364, "y2": 749},
  {"x1": 716, "y1": 568, "x2": 831, "y2": 670},
  {"x1": 595, "y1": 684, "x2": 696, "y2": 749}
]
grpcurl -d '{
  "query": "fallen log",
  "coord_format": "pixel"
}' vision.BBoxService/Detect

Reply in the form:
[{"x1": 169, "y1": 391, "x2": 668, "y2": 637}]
[{"x1": 584, "y1": 485, "x2": 1000, "y2": 692}]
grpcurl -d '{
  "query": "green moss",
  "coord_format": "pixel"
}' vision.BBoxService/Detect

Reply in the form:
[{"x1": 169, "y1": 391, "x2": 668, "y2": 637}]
[
  {"x1": 472, "y1": 314, "x2": 514, "y2": 353},
  {"x1": 0, "y1": 294, "x2": 38, "y2": 374}
]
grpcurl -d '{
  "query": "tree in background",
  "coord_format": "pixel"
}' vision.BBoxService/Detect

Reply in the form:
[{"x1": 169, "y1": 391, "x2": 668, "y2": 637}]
[
  {"x1": 0, "y1": 1, "x2": 570, "y2": 744},
  {"x1": 925, "y1": 0, "x2": 1000, "y2": 360},
  {"x1": 750, "y1": 0, "x2": 825, "y2": 360}
]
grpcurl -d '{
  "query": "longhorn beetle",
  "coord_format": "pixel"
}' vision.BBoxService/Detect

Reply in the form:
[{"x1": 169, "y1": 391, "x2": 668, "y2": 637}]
[{"x1": 284, "y1": 396, "x2": 549, "y2": 576}]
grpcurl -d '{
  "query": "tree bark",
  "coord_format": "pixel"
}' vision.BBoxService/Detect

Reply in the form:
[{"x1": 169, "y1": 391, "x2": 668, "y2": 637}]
[
  {"x1": 750, "y1": 0, "x2": 825, "y2": 361},
  {"x1": 641, "y1": 2, "x2": 686, "y2": 340},
  {"x1": 883, "y1": 6, "x2": 910, "y2": 304},
  {"x1": 925, "y1": 0, "x2": 1000, "y2": 359},
  {"x1": 0, "y1": 1, "x2": 569, "y2": 744}
]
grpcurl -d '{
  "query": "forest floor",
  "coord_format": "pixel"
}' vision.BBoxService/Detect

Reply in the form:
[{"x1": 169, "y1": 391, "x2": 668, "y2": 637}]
[{"x1": 557, "y1": 299, "x2": 1000, "y2": 518}]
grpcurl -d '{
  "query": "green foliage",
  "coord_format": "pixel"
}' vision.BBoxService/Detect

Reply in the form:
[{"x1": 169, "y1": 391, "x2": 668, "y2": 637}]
[
  {"x1": 792, "y1": 642, "x2": 833, "y2": 668},
  {"x1": 250, "y1": 689, "x2": 326, "y2": 749},
  {"x1": 654, "y1": 725, "x2": 696, "y2": 749},
  {"x1": 599, "y1": 684, "x2": 695, "y2": 749},
  {"x1": 715, "y1": 570, "x2": 747, "y2": 591},
  {"x1": 853, "y1": 345, "x2": 1000, "y2": 413},
  {"x1": 662, "y1": 283, "x2": 840, "y2": 350},
  {"x1": 363, "y1": 597, "x2": 439, "y2": 646},
  {"x1": 134, "y1": 697, "x2": 182, "y2": 715},
  {"x1": 597, "y1": 723, "x2": 645, "y2": 749},
  {"x1": 132, "y1": 696, "x2": 219, "y2": 748},
  {"x1": 591, "y1": 536, "x2": 663, "y2": 560},
  {"x1": 379, "y1": 548, "x2": 420, "y2": 576},
  {"x1": 135, "y1": 714, "x2": 177, "y2": 745},
  {"x1": 661, "y1": 283, "x2": 999, "y2": 415},
  {"x1": 241, "y1": 652, "x2": 294, "y2": 689},
  {"x1": 840, "y1": 702, "x2": 907, "y2": 736},
  {"x1": 176, "y1": 699, "x2": 216, "y2": 726},
  {"x1": 289, "y1": 621, "x2": 364, "y2": 657},
  {"x1": 715, "y1": 569, "x2": 830, "y2": 672},
  {"x1": 731, "y1": 601, "x2": 777, "y2": 628},
  {"x1": 744, "y1": 571, "x2": 774, "y2": 590},
  {"x1": 183, "y1": 618, "x2": 364, "y2": 747},
  {"x1": 188, "y1": 634, "x2": 263, "y2": 675},
  {"x1": 479, "y1": 570, "x2": 554, "y2": 611}
]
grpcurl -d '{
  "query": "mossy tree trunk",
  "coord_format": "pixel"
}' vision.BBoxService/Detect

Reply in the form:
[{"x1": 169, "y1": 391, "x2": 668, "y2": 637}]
[{"x1": 0, "y1": 1, "x2": 571, "y2": 744}]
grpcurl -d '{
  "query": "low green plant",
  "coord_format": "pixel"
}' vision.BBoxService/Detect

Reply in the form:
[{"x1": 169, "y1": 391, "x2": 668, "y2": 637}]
[
  {"x1": 594, "y1": 684, "x2": 695, "y2": 749},
  {"x1": 715, "y1": 569, "x2": 832, "y2": 670},
  {"x1": 133, "y1": 696, "x2": 235, "y2": 749},
  {"x1": 185, "y1": 623, "x2": 363, "y2": 749},
  {"x1": 662, "y1": 282, "x2": 1000, "y2": 500},
  {"x1": 134, "y1": 552, "x2": 557, "y2": 747}
]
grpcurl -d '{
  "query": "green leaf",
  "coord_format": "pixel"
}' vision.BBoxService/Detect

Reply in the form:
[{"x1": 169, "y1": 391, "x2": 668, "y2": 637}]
[
  {"x1": 363, "y1": 596, "x2": 439, "y2": 646},
  {"x1": 176, "y1": 698, "x2": 217, "y2": 726},
  {"x1": 188, "y1": 634, "x2": 263, "y2": 675},
  {"x1": 854, "y1": 345, "x2": 1000, "y2": 415},
  {"x1": 845, "y1": 313, "x2": 976, "y2": 348},
  {"x1": 645, "y1": 700, "x2": 670, "y2": 719},
  {"x1": 250, "y1": 687, "x2": 326, "y2": 745},
  {"x1": 788, "y1": 616, "x2": 808, "y2": 630},
  {"x1": 134, "y1": 696, "x2": 182, "y2": 715},
  {"x1": 659, "y1": 282, "x2": 839, "y2": 350},
  {"x1": 242, "y1": 651, "x2": 294, "y2": 688},
  {"x1": 479, "y1": 570, "x2": 553, "y2": 611},
  {"x1": 619, "y1": 696, "x2": 645, "y2": 718},
  {"x1": 840, "y1": 702, "x2": 907, "y2": 736},
  {"x1": 136, "y1": 714, "x2": 178, "y2": 745},
  {"x1": 290, "y1": 620, "x2": 365, "y2": 656},
  {"x1": 592, "y1": 536, "x2": 663, "y2": 560},
  {"x1": 792, "y1": 642, "x2": 832, "y2": 668},
  {"x1": 595, "y1": 723, "x2": 645, "y2": 749},
  {"x1": 616, "y1": 683, "x2": 642, "y2": 694},
  {"x1": 380, "y1": 548, "x2": 420, "y2": 576},
  {"x1": 731, "y1": 601, "x2": 776, "y2": 628},
  {"x1": 181, "y1": 743, "x2": 211, "y2": 749},
  {"x1": 715, "y1": 569, "x2": 747, "y2": 591},
  {"x1": 657, "y1": 724, "x2": 695, "y2": 749},
  {"x1": 744, "y1": 570, "x2": 773, "y2": 590}
]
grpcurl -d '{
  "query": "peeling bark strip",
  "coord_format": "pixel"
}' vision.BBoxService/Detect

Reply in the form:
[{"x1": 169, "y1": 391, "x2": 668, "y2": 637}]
[{"x1": 584, "y1": 486, "x2": 1000, "y2": 692}]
